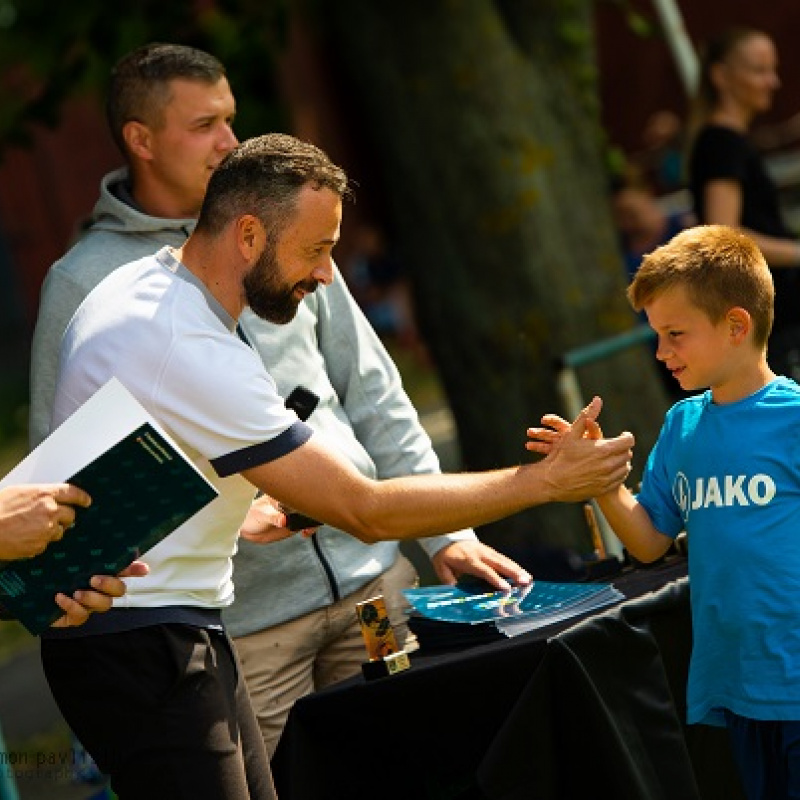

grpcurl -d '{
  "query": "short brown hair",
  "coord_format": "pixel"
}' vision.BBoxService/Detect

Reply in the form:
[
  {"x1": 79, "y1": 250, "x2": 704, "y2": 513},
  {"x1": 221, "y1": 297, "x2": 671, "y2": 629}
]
[
  {"x1": 628, "y1": 225, "x2": 774, "y2": 347},
  {"x1": 107, "y1": 42, "x2": 226, "y2": 154},
  {"x1": 195, "y1": 133, "x2": 352, "y2": 239}
]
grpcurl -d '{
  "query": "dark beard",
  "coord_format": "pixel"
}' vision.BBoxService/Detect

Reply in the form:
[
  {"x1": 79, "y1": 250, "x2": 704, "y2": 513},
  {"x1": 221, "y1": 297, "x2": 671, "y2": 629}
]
[{"x1": 243, "y1": 244, "x2": 318, "y2": 325}]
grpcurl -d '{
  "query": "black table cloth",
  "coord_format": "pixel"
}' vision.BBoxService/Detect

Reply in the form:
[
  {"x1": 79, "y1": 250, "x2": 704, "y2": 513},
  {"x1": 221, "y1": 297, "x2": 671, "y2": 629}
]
[{"x1": 271, "y1": 557, "x2": 743, "y2": 800}]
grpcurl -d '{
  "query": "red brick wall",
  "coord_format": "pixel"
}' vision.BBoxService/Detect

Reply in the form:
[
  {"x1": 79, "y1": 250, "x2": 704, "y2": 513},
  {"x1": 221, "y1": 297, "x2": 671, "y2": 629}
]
[
  {"x1": 595, "y1": 1, "x2": 800, "y2": 154},
  {"x1": 0, "y1": 95, "x2": 122, "y2": 328}
]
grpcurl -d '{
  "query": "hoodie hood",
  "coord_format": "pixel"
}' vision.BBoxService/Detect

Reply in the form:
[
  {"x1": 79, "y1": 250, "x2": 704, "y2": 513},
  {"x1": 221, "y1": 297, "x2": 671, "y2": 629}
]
[{"x1": 88, "y1": 167, "x2": 197, "y2": 239}]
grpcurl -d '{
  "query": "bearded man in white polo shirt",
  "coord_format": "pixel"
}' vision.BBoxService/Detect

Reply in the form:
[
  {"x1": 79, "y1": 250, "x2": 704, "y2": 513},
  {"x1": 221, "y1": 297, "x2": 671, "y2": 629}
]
[{"x1": 43, "y1": 133, "x2": 634, "y2": 800}]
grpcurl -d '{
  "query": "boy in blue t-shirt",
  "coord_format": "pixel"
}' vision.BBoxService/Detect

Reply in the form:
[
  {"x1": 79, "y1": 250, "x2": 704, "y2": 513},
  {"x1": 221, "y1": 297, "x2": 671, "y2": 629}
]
[{"x1": 529, "y1": 224, "x2": 800, "y2": 800}]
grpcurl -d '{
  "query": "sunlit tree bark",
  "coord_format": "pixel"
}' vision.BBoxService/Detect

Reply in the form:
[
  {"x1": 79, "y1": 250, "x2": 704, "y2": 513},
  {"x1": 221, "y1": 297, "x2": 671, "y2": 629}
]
[{"x1": 313, "y1": 0, "x2": 669, "y2": 551}]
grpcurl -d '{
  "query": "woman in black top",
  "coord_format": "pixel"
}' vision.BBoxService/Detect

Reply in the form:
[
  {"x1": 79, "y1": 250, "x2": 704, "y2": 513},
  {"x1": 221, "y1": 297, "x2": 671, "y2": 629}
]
[{"x1": 689, "y1": 27, "x2": 800, "y2": 377}]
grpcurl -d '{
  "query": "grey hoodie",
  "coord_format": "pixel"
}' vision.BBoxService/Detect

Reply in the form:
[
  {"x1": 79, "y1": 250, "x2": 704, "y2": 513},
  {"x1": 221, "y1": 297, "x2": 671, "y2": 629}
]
[{"x1": 29, "y1": 167, "x2": 475, "y2": 634}]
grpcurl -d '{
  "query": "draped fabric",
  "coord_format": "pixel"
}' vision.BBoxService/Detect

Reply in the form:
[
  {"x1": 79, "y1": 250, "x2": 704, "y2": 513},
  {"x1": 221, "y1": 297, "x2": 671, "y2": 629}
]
[
  {"x1": 273, "y1": 559, "x2": 742, "y2": 799},
  {"x1": 478, "y1": 579, "x2": 744, "y2": 800}
]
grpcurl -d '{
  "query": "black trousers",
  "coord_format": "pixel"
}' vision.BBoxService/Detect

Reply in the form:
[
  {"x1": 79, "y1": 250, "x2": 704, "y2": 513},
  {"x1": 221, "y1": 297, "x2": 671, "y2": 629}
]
[
  {"x1": 41, "y1": 624, "x2": 277, "y2": 800},
  {"x1": 725, "y1": 712, "x2": 800, "y2": 800}
]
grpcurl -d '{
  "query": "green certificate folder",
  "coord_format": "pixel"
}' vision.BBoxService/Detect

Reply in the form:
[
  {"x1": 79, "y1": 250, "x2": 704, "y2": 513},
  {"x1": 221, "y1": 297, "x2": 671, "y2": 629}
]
[{"x1": 0, "y1": 379, "x2": 218, "y2": 635}]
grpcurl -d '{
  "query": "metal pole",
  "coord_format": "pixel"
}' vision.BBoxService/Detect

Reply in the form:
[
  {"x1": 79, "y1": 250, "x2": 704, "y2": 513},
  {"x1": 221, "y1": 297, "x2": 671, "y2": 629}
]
[
  {"x1": 650, "y1": 0, "x2": 698, "y2": 96},
  {"x1": 556, "y1": 325, "x2": 656, "y2": 562}
]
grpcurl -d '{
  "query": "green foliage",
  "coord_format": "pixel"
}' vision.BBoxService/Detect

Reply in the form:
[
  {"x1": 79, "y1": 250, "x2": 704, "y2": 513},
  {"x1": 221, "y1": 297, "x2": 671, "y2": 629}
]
[
  {"x1": 0, "y1": 0, "x2": 292, "y2": 152},
  {"x1": 598, "y1": 0, "x2": 657, "y2": 38}
]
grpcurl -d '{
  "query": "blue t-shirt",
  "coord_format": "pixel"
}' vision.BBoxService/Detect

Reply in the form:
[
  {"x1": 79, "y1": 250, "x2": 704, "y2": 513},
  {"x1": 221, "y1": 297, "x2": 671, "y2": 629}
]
[{"x1": 637, "y1": 377, "x2": 800, "y2": 726}]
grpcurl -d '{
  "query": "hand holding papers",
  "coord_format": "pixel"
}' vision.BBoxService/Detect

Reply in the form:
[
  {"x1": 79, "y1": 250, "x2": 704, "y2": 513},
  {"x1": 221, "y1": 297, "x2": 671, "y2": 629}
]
[{"x1": 0, "y1": 378, "x2": 218, "y2": 634}]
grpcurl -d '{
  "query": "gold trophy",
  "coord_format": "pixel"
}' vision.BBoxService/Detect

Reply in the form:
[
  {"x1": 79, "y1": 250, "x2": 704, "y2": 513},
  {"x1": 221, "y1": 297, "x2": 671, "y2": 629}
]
[{"x1": 355, "y1": 595, "x2": 411, "y2": 680}]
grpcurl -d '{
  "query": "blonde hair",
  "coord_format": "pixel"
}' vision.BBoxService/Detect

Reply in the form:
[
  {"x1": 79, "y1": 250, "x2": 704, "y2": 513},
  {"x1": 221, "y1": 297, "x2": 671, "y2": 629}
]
[{"x1": 628, "y1": 225, "x2": 774, "y2": 347}]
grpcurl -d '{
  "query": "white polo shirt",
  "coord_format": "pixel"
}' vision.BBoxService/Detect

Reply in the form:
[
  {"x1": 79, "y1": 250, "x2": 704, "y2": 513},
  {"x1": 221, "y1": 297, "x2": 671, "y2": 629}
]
[{"x1": 52, "y1": 247, "x2": 312, "y2": 620}]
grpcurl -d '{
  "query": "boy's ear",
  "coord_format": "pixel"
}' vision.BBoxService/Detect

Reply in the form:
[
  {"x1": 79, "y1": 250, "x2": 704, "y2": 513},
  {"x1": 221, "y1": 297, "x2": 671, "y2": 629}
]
[{"x1": 728, "y1": 307, "x2": 751, "y2": 342}]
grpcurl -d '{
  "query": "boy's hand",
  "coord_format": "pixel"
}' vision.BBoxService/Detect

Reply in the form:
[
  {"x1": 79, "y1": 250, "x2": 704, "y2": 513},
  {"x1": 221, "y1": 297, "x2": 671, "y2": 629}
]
[
  {"x1": 526, "y1": 396, "x2": 604, "y2": 454},
  {"x1": 531, "y1": 397, "x2": 633, "y2": 501},
  {"x1": 528, "y1": 412, "x2": 603, "y2": 447}
]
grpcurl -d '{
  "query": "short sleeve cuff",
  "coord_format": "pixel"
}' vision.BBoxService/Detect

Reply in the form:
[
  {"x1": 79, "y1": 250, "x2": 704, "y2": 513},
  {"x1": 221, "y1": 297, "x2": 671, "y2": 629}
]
[{"x1": 210, "y1": 421, "x2": 313, "y2": 477}]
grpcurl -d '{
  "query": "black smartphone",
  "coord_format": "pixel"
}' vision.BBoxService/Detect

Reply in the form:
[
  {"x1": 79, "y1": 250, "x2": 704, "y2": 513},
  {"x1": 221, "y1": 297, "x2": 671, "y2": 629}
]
[
  {"x1": 284, "y1": 386, "x2": 320, "y2": 422},
  {"x1": 283, "y1": 386, "x2": 322, "y2": 530},
  {"x1": 285, "y1": 511, "x2": 322, "y2": 532}
]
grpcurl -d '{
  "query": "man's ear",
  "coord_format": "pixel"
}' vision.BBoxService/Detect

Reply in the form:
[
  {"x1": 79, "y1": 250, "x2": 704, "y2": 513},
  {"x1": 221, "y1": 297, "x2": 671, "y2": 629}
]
[
  {"x1": 122, "y1": 121, "x2": 153, "y2": 161},
  {"x1": 728, "y1": 307, "x2": 751, "y2": 343},
  {"x1": 236, "y1": 215, "x2": 264, "y2": 262}
]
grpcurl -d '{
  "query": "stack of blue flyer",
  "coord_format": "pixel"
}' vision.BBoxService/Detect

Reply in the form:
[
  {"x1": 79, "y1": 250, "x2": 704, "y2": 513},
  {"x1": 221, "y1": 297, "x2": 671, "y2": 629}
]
[{"x1": 404, "y1": 580, "x2": 624, "y2": 641}]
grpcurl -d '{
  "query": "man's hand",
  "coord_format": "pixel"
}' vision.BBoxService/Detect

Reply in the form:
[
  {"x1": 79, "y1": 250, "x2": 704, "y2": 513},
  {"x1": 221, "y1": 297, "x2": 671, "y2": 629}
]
[
  {"x1": 431, "y1": 540, "x2": 532, "y2": 592},
  {"x1": 50, "y1": 561, "x2": 149, "y2": 628},
  {"x1": 526, "y1": 397, "x2": 633, "y2": 502},
  {"x1": 238, "y1": 495, "x2": 319, "y2": 544},
  {"x1": 239, "y1": 495, "x2": 291, "y2": 543},
  {"x1": 0, "y1": 484, "x2": 91, "y2": 560}
]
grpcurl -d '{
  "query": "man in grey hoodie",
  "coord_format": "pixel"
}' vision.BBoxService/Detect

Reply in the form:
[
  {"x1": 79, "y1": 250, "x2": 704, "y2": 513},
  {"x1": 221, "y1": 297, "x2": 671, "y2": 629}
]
[{"x1": 30, "y1": 42, "x2": 531, "y2": 757}]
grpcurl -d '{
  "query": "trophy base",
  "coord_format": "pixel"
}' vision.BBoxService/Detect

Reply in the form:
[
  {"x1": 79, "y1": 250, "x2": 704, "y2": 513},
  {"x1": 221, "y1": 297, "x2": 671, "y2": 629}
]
[{"x1": 361, "y1": 650, "x2": 411, "y2": 681}]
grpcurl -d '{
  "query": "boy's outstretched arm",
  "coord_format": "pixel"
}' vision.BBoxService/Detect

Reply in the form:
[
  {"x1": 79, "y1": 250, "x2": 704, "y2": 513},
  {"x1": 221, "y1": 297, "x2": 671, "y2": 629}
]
[{"x1": 594, "y1": 486, "x2": 673, "y2": 563}]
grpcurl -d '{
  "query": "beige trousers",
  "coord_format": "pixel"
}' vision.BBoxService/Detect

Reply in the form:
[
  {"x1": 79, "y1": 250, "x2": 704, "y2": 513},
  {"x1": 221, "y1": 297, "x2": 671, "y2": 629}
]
[{"x1": 233, "y1": 554, "x2": 420, "y2": 757}]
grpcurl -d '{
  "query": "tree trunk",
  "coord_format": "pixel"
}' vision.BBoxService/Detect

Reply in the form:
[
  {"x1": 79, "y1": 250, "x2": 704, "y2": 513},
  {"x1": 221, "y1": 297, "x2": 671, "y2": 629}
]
[{"x1": 311, "y1": 0, "x2": 669, "y2": 553}]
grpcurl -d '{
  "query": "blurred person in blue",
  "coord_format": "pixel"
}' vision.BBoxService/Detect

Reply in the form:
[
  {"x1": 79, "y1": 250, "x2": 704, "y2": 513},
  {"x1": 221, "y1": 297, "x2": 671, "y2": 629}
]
[
  {"x1": 633, "y1": 109, "x2": 686, "y2": 196},
  {"x1": 610, "y1": 171, "x2": 692, "y2": 283},
  {"x1": 610, "y1": 169, "x2": 693, "y2": 402}
]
